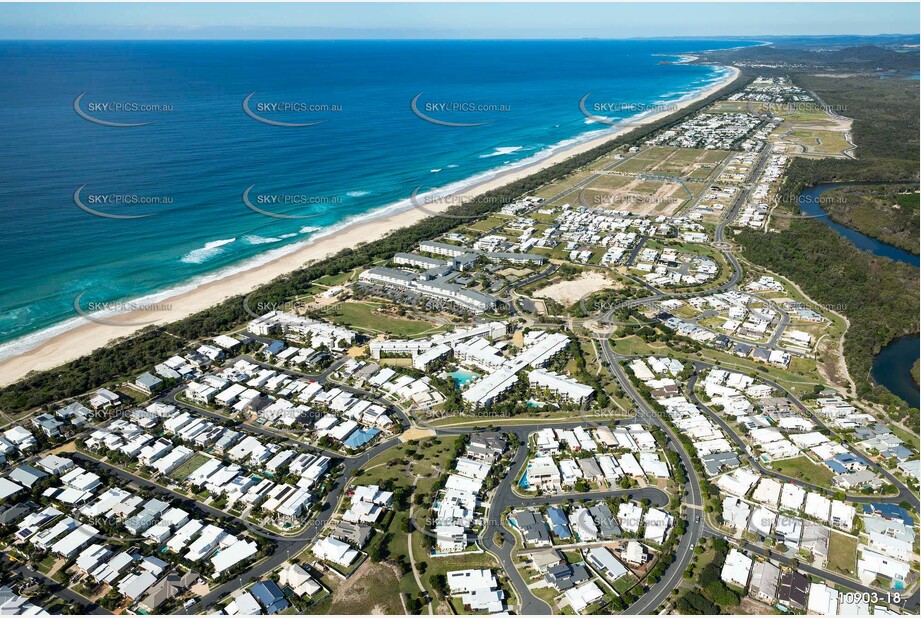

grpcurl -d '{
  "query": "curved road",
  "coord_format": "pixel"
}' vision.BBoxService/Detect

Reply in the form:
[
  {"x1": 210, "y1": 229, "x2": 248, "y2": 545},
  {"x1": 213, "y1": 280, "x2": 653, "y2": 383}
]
[
  {"x1": 596, "y1": 338, "x2": 705, "y2": 615},
  {"x1": 686, "y1": 364, "x2": 918, "y2": 506}
]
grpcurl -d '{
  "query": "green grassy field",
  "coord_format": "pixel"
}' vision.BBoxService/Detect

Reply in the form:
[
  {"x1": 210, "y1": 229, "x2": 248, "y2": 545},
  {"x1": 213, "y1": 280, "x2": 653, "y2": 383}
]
[
  {"x1": 467, "y1": 215, "x2": 511, "y2": 232},
  {"x1": 343, "y1": 437, "x2": 468, "y2": 611},
  {"x1": 358, "y1": 435, "x2": 462, "y2": 496},
  {"x1": 827, "y1": 532, "x2": 859, "y2": 577},
  {"x1": 787, "y1": 128, "x2": 851, "y2": 156},
  {"x1": 609, "y1": 335, "x2": 672, "y2": 356},
  {"x1": 707, "y1": 101, "x2": 752, "y2": 113},
  {"x1": 584, "y1": 173, "x2": 634, "y2": 191},
  {"x1": 315, "y1": 269, "x2": 359, "y2": 286},
  {"x1": 615, "y1": 147, "x2": 677, "y2": 174},
  {"x1": 327, "y1": 301, "x2": 442, "y2": 337},
  {"x1": 771, "y1": 456, "x2": 835, "y2": 489},
  {"x1": 167, "y1": 452, "x2": 211, "y2": 481}
]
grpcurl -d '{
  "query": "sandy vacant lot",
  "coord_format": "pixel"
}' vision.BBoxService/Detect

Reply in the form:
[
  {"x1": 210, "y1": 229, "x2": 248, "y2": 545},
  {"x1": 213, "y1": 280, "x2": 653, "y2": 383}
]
[{"x1": 534, "y1": 271, "x2": 620, "y2": 305}]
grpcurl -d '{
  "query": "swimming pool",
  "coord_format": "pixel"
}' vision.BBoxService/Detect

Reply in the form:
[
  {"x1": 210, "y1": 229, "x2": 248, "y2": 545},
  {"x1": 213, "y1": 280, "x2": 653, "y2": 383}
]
[{"x1": 449, "y1": 369, "x2": 479, "y2": 387}]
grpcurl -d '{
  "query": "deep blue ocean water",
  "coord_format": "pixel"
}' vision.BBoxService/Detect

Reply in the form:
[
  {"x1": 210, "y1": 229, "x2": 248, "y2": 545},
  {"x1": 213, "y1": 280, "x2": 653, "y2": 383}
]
[{"x1": 0, "y1": 39, "x2": 752, "y2": 355}]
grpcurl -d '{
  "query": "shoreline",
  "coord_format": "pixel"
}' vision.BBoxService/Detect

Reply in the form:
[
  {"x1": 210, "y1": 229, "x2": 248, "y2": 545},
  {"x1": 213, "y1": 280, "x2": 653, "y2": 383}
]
[{"x1": 0, "y1": 64, "x2": 740, "y2": 387}]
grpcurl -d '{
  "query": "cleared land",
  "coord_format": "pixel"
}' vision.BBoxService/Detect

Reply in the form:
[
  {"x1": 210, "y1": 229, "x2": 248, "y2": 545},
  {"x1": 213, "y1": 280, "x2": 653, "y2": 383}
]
[
  {"x1": 545, "y1": 146, "x2": 728, "y2": 216},
  {"x1": 534, "y1": 271, "x2": 621, "y2": 306}
]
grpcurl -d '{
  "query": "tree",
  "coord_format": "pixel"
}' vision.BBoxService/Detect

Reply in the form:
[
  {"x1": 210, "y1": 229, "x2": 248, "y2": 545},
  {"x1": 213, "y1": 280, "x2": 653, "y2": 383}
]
[{"x1": 429, "y1": 573, "x2": 449, "y2": 598}]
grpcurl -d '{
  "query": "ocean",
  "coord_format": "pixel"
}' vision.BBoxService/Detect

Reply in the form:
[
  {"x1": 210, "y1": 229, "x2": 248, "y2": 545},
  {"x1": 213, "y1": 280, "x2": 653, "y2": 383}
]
[{"x1": 0, "y1": 39, "x2": 753, "y2": 357}]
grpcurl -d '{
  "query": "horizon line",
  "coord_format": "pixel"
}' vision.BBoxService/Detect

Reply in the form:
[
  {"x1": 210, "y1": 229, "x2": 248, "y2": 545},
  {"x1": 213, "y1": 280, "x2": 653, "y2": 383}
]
[{"x1": 0, "y1": 34, "x2": 917, "y2": 42}]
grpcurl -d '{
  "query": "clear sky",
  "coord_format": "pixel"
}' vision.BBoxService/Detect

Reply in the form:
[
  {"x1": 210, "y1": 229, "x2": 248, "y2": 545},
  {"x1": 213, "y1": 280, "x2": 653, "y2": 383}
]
[{"x1": 0, "y1": 2, "x2": 917, "y2": 40}]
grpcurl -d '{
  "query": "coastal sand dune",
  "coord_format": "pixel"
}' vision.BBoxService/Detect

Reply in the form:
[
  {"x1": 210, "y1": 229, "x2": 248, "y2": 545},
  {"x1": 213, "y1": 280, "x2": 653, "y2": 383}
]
[{"x1": 0, "y1": 66, "x2": 739, "y2": 387}]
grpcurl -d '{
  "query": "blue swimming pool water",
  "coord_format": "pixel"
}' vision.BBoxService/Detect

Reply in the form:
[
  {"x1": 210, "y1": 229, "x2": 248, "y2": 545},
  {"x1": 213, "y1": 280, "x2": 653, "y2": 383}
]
[
  {"x1": 449, "y1": 369, "x2": 479, "y2": 387},
  {"x1": 519, "y1": 472, "x2": 531, "y2": 490}
]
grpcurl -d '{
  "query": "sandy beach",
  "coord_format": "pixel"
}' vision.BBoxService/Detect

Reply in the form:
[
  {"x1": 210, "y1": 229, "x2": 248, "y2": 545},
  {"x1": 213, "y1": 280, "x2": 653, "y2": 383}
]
[{"x1": 0, "y1": 66, "x2": 739, "y2": 387}]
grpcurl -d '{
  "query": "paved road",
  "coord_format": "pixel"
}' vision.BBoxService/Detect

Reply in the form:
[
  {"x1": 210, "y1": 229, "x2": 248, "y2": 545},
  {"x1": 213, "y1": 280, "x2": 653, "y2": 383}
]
[
  {"x1": 742, "y1": 369, "x2": 919, "y2": 508},
  {"x1": 543, "y1": 147, "x2": 647, "y2": 206},
  {"x1": 507, "y1": 487, "x2": 669, "y2": 510},
  {"x1": 624, "y1": 235, "x2": 649, "y2": 268},
  {"x1": 1, "y1": 555, "x2": 110, "y2": 615},
  {"x1": 685, "y1": 365, "x2": 916, "y2": 506},
  {"x1": 506, "y1": 263, "x2": 559, "y2": 315},
  {"x1": 701, "y1": 526, "x2": 920, "y2": 614},
  {"x1": 597, "y1": 340, "x2": 705, "y2": 615},
  {"x1": 71, "y1": 432, "x2": 401, "y2": 616},
  {"x1": 479, "y1": 438, "x2": 553, "y2": 615},
  {"x1": 436, "y1": 420, "x2": 665, "y2": 615},
  {"x1": 183, "y1": 431, "x2": 403, "y2": 613}
]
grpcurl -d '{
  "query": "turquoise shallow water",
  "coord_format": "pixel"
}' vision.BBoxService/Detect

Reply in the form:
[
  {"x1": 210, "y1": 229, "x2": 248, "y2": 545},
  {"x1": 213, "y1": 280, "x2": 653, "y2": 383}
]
[
  {"x1": 449, "y1": 369, "x2": 479, "y2": 387},
  {"x1": 0, "y1": 39, "x2": 752, "y2": 357}
]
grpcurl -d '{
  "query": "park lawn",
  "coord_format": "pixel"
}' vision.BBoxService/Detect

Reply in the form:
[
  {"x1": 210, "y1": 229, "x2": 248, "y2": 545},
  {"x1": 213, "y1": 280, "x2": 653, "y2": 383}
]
[
  {"x1": 327, "y1": 301, "x2": 438, "y2": 337},
  {"x1": 580, "y1": 340, "x2": 599, "y2": 371},
  {"x1": 693, "y1": 348, "x2": 824, "y2": 397},
  {"x1": 315, "y1": 269, "x2": 358, "y2": 286},
  {"x1": 167, "y1": 452, "x2": 211, "y2": 481},
  {"x1": 699, "y1": 315, "x2": 728, "y2": 330},
  {"x1": 530, "y1": 584, "x2": 562, "y2": 608},
  {"x1": 466, "y1": 215, "x2": 510, "y2": 233},
  {"x1": 827, "y1": 532, "x2": 859, "y2": 577},
  {"x1": 673, "y1": 305, "x2": 701, "y2": 319},
  {"x1": 413, "y1": 533, "x2": 500, "y2": 581},
  {"x1": 889, "y1": 424, "x2": 920, "y2": 451},
  {"x1": 360, "y1": 436, "x2": 462, "y2": 486},
  {"x1": 609, "y1": 335, "x2": 670, "y2": 356},
  {"x1": 613, "y1": 572, "x2": 638, "y2": 594},
  {"x1": 771, "y1": 456, "x2": 835, "y2": 489}
]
